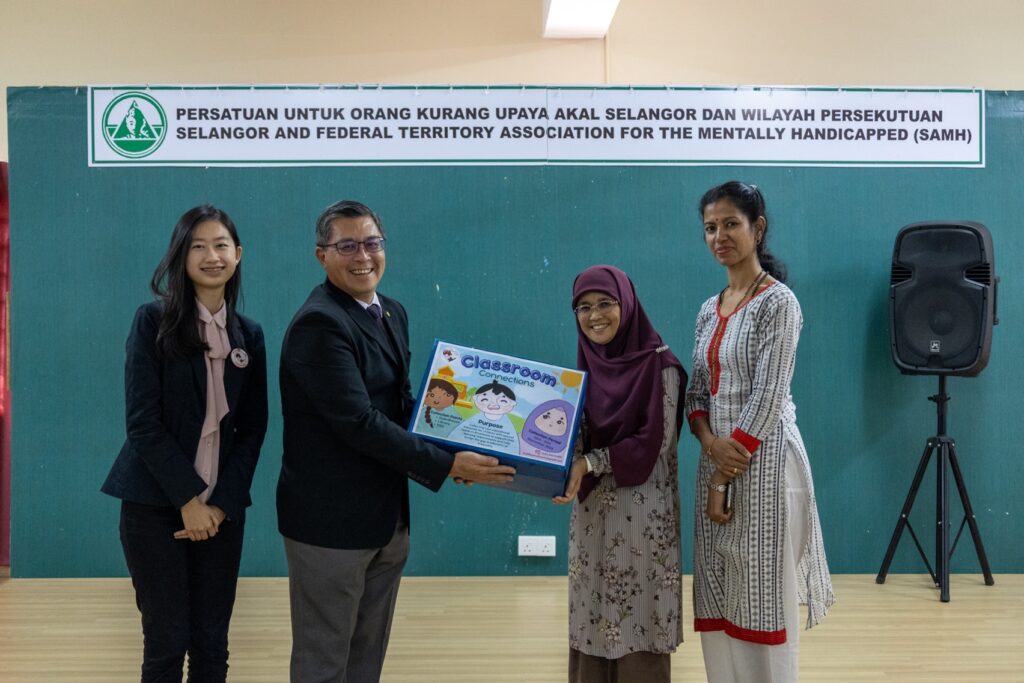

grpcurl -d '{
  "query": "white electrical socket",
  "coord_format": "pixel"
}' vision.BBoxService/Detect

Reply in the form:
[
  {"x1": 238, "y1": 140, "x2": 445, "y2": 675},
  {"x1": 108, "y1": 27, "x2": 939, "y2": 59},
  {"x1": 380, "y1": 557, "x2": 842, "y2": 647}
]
[{"x1": 518, "y1": 535, "x2": 557, "y2": 557}]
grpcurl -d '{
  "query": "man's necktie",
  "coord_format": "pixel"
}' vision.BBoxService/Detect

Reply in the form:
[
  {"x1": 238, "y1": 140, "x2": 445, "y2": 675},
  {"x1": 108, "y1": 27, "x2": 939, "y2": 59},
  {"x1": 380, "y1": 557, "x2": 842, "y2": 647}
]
[
  {"x1": 368, "y1": 303, "x2": 398, "y2": 357},
  {"x1": 368, "y1": 303, "x2": 385, "y2": 330}
]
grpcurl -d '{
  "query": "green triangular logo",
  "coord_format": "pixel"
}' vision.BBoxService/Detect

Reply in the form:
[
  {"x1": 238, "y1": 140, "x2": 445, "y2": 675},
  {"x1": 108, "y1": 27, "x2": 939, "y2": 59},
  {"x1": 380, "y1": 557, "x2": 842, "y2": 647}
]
[{"x1": 110, "y1": 100, "x2": 158, "y2": 140}]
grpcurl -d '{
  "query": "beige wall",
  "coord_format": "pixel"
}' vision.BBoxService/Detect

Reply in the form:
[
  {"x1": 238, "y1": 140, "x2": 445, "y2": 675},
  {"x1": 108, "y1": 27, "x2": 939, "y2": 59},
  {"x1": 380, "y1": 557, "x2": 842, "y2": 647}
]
[{"x1": 3, "y1": 0, "x2": 1024, "y2": 160}]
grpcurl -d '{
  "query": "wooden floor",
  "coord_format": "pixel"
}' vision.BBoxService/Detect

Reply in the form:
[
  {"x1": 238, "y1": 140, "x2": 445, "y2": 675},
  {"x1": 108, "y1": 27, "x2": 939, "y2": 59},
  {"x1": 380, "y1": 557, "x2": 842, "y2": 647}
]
[{"x1": 0, "y1": 573, "x2": 1020, "y2": 682}]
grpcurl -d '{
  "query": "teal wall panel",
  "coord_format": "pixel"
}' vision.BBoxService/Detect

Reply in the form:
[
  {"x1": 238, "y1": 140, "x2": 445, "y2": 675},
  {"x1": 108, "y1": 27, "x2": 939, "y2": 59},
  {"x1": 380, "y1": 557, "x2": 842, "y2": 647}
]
[{"x1": 7, "y1": 87, "x2": 1023, "y2": 577}]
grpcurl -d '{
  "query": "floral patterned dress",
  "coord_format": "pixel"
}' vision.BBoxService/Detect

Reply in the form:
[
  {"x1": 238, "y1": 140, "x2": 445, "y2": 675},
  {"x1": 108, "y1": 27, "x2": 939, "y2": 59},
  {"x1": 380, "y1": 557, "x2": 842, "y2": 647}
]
[{"x1": 568, "y1": 366, "x2": 684, "y2": 658}]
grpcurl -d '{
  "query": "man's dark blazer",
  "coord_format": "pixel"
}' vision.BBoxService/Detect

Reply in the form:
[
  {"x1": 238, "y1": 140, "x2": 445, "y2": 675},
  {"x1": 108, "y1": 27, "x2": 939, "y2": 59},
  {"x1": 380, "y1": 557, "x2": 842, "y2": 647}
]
[
  {"x1": 102, "y1": 301, "x2": 269, "y2": 521},
  {"x1": 276, "y1": 280, "x2": 455, "y2": 550}
]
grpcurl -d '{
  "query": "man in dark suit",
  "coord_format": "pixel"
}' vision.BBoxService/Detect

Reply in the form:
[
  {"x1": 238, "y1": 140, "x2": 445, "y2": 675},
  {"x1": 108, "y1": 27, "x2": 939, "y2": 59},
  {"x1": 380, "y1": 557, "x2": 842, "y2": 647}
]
[{"x1": 277, "y1": 200, "x2": 515, "y2": 682}]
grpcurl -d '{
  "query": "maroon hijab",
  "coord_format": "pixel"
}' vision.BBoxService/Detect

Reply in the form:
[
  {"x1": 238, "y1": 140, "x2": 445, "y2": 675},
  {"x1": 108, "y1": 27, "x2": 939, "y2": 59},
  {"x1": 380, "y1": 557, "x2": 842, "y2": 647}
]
[{"x1": 573, "y1": 265, "x2": 686, "y2": 502}]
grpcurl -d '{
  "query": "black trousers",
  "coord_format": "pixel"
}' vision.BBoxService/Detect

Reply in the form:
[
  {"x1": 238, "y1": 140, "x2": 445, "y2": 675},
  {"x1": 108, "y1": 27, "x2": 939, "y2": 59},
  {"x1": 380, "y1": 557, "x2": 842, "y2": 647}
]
[{"x1": 119, "y1": 501, "x2": 245, "y2": 683}]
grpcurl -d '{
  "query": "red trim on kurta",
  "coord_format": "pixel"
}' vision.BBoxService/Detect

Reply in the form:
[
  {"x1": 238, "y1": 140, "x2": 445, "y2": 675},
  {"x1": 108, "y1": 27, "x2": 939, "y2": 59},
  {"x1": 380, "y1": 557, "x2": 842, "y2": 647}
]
[
  {"x1": 707, "y1": 282, "x2": 776, "y2": 398},
  {"x1": 694, "y1": 618, "x2": 787, "y2": 645},
  {"x1": 731, "y1": 427, "x2": 761, "y2": 455},
  {"x1": 714, "y1": 281, "x2": 777, "y2": 319},
  {"x1": 707, "y1": 317, "x2": 728, "y2": 396},
  {"x1": 687, "y1": 410, "x2": 709, "y2": 423}
]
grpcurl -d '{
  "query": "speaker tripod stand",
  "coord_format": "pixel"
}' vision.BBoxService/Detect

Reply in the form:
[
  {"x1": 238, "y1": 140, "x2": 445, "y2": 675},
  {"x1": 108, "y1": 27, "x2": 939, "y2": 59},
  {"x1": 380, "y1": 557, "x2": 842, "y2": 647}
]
[{"x1": 876, "y1": 376, "x2": 994, "y2": 601}]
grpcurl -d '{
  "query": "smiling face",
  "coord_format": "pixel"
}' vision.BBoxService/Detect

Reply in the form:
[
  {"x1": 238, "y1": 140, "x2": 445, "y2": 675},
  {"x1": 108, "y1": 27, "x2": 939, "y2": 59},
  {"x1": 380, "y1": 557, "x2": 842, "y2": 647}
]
[
  {"x1": 316, "y1": 215, "x2": 385, "y2": 304},
  {"x1": 425, "y1": 386, "x2": 456, "y2": 410},
  {"x1": 702, "y1": 198, "x2": 764, "y2": 268},
  {"x1": 575, "y1": 290, "x2": 621, "y2": 346},
  {"x1": 185, "y1": 220, "x2": 241, "y2": 299},
  {"x1": 534, "y1": 407, "x2": 568, "y2": 436},
  {"x1": 473, "y1": 388, "x2": 516, "y2": 418}
]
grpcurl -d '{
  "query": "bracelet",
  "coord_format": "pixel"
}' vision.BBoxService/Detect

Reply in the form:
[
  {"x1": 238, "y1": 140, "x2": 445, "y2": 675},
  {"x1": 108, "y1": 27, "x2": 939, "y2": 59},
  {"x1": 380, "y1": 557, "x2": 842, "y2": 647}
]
[
  {"x1": 701, "y1": 437, "x2": 719, "y2": 459},
  {"x1": 708, "y1": 482, "x2": 728, "y2": 493}
]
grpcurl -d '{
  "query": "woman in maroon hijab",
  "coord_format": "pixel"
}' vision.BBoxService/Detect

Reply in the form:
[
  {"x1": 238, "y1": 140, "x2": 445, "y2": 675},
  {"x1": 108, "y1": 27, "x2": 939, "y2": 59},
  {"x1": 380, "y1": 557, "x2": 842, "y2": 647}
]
[{"x1": 553, "y1": 264, "x2": 687, "y2": 683}]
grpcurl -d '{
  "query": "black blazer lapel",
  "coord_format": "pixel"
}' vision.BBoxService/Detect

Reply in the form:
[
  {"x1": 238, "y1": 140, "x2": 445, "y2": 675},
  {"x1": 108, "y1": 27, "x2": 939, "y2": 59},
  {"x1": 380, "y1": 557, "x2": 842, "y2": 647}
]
[
  {"x1": 189, "y1": 352, "x2": 207, "y2": 411},
  {"x1": 379, "y1": 302, "x2": 408, "y2": 376},
  {"x1": 224, "y1": 314, "x2": 245, "y2": 410},
  {"x1": 324, "y1": 282, "x2": 401, "y2": 368}
]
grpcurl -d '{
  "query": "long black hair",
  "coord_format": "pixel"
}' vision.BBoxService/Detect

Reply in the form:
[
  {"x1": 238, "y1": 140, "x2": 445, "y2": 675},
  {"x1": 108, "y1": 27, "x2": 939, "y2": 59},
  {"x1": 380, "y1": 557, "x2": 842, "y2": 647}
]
[
  {"x1": 150, "y1": 204, "x2": 242, "y2": 356},
  {"x1": 698, "y1": 181, "x2": 787, "y2": 283}
]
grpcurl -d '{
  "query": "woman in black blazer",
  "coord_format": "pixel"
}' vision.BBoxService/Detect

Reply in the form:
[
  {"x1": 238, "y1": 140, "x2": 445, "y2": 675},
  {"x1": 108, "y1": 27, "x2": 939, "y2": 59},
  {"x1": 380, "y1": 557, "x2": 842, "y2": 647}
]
[{"x1": 102, "y1": 204, "x2": 268, "y2": 683}]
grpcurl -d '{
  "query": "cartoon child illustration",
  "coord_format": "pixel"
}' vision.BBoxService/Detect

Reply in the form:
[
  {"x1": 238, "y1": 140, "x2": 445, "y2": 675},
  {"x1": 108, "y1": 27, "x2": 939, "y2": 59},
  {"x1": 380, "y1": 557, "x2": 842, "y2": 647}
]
[
  {"x1": 448, "y1": 381, "x2": 520, "y2": 453},
  {"x1": 519, "y1": 399, "x2": 575, "y2": 464},
  {"x1": 416, "y1": 378, "x2": 462, "y2": 436}
]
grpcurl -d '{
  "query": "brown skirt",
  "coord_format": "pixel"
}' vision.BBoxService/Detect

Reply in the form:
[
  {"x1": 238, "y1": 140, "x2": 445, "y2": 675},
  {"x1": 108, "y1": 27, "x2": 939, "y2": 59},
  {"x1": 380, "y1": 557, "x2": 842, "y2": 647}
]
[{"x1": 569, "y1": 648, "x2": 672, "y2": 683}]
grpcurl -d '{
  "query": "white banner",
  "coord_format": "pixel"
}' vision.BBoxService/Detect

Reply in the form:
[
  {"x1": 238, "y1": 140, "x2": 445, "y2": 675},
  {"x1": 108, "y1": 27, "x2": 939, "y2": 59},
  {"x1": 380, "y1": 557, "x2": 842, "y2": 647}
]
[{"x1": 88, "y1": 85, "x2": 984, "y2": 168}]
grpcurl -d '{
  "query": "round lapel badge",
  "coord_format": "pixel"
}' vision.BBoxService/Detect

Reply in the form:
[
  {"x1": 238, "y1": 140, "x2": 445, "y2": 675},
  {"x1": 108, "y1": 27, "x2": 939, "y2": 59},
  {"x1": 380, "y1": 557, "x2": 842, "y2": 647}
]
[{"x1": 230, "y1": 348, "x2": 249, "y2": 368}]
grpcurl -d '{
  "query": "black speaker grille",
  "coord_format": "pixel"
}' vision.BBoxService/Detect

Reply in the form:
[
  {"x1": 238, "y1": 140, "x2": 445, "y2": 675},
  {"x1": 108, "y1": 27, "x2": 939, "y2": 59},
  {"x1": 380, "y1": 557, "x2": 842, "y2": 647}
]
[
  {"x1": 965, "y1": 263, "x2": 992, "y2": 286},
  {"x1": 893, "y1": 282, "x2": 982, "y2": 366},
  {"x1": 890, "y1": 221, "x2": 995, "y2": 376},
  {"x1": 891, "y1": 263, "x2": 912, "y2": 285}
]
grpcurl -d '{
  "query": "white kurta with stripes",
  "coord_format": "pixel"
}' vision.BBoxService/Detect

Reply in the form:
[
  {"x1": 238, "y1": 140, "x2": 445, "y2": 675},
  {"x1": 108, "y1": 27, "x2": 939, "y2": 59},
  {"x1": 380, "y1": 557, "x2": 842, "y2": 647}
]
[{"x1": 684, "y1": 282, "x2": 834, "y2": 645}]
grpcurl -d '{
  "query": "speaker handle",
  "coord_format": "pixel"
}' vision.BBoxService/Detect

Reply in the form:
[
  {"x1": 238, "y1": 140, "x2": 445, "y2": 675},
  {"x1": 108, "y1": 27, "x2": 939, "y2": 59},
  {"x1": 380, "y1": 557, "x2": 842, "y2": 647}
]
[{"x1": 993, "y1": 276, "x2": 1000, "y2": 325}]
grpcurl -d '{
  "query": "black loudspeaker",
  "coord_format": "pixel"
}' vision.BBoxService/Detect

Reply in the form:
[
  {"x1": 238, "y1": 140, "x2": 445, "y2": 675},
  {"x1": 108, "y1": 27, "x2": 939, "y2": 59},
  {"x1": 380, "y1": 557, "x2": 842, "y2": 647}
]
[{"x1": 890, "y1": 221, "x2": 997, "y2": 376}]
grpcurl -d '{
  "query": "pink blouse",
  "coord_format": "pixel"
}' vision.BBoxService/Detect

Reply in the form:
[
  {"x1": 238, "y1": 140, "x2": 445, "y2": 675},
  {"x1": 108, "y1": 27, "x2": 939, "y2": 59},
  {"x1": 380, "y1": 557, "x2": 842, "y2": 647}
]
[{"x1": 195, "y1": 301, "x2": 230, "y2": 503}]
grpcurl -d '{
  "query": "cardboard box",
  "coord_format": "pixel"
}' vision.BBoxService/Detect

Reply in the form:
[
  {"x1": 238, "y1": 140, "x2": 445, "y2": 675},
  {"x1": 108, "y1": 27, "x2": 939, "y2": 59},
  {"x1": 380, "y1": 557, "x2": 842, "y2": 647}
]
[{"x1": 408, "y1": 340, "x2": 586, "y2": 498}]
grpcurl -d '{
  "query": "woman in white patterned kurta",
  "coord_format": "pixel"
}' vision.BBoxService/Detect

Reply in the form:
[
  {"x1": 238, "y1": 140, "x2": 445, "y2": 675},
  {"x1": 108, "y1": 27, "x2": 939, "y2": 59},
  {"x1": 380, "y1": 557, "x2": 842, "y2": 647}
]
[
  {"x1": 684, "y1": 182, "x2": 834, "y2": 683},
  {"x1": 554, "y1": 265, "x2": 686, "y2": 683}
]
